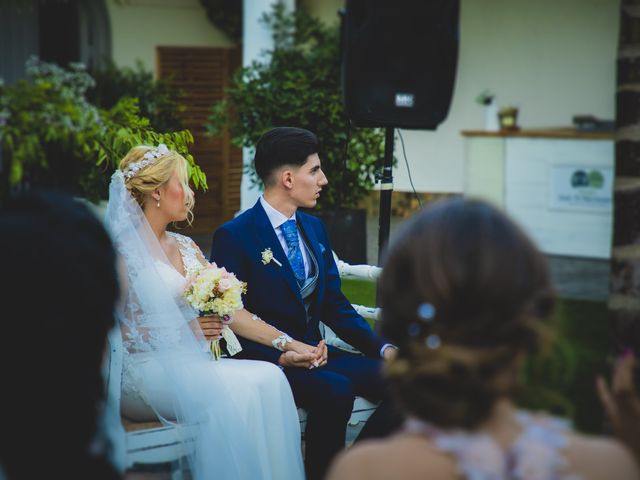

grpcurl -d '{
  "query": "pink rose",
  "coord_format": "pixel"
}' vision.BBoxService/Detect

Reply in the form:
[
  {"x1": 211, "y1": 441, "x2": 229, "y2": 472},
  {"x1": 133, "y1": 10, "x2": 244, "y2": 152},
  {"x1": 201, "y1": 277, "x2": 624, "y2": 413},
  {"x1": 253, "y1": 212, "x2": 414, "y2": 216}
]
[
  {"x1": 218, "y1": 278, "x2": 233, "y2": 292},
  {"x1": 184, "y1": 273, "x2": 197, "y2": 290}
]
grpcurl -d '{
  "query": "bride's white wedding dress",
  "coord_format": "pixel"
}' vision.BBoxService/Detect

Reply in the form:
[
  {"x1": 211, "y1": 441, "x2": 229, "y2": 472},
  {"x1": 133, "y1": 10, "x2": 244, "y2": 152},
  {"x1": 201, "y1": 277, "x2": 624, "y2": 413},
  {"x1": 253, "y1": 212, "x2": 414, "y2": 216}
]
[
  {"x1": 120, "y1": 232, "x2": 304, "y2": 479},
  {"x1": 105, "y1": 170, "x2": 304, "y2": 480}
]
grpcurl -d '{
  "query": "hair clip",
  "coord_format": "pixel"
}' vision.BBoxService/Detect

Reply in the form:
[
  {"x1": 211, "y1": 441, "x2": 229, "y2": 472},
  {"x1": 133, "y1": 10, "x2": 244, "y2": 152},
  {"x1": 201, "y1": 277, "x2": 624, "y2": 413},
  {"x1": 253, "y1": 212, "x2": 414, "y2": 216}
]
[
  {"x1": 417, "y1": 302, "x2": 436, "y2": 322},
  {"x1": 407, "y1": 322, "x2": 421, "y2": 337},
  {"x1": 426, "y1": 334, "x2": 441, "y2": 350},
  {"x1": 409, "y1": 303, "x2": 441, "y2": 348}
]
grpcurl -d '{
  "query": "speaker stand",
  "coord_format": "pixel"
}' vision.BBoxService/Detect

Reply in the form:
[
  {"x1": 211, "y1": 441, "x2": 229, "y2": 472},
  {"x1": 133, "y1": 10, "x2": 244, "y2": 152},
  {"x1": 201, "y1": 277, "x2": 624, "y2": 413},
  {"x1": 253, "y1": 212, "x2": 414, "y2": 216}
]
[{"x1": 377, "y1": 127, "x2": 394, "y2": 265}]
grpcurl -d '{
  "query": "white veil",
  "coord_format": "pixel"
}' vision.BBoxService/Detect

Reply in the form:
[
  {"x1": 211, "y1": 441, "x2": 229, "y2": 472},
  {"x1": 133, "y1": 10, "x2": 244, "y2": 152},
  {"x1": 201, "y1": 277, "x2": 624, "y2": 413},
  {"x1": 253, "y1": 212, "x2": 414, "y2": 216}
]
[{"x1": 104, "y1": 171, "x2": 262, "y2": 479}]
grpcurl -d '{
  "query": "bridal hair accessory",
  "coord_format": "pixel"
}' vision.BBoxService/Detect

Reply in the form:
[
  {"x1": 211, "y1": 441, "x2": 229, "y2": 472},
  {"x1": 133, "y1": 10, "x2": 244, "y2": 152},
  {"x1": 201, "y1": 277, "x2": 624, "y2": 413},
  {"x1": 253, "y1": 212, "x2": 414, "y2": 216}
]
[
  {"x1": 124, "y1": 143, "x2": 170, "y2": 179},
  {"x1": 408, "y1": 302, "x2": 441, "y2": 350}
]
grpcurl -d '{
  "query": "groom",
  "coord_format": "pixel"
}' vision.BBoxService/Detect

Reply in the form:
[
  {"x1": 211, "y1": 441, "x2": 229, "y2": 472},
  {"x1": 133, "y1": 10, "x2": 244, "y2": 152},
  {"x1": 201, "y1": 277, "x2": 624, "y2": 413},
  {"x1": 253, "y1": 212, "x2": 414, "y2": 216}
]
[{"x1": 210, "y1": 127, "x2": 398, "y2": 480}]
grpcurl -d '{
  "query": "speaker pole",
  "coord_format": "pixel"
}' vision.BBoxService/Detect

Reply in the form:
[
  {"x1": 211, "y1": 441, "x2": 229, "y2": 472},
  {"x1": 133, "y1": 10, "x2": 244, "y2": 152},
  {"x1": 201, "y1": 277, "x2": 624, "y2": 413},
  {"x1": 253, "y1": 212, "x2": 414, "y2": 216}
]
[{"x1": 378, "y1": 127, "x2": 394, "y2": 265}]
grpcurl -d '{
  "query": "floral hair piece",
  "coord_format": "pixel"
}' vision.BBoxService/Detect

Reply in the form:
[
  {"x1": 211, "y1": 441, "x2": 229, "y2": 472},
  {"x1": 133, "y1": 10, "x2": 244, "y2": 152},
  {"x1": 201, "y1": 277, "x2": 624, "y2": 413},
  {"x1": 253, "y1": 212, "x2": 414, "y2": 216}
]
[{"x1": 124, "y1": 144, "x2": 170, "y2": 180}]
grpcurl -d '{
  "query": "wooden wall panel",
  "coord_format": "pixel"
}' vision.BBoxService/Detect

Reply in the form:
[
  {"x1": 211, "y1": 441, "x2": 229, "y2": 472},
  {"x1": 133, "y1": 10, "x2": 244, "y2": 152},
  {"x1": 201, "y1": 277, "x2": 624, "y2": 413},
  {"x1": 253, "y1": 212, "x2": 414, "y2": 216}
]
[{"x1": 157, "y1": 46, "x2": 241, "y2": 235}]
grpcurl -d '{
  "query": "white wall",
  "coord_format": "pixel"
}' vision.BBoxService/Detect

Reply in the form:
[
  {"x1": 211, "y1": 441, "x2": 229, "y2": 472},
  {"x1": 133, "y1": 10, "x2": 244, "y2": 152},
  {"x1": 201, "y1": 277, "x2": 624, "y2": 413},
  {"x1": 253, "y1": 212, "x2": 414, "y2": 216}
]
[
  {"x1": 240, "y1": 0, "x2": 296, "y2": 212},
  {"x1": 307, "y1": 0, "x2": 619, "y2": 193},
  {"x1": 106, "y1": 0, "x2": 235, "y2": 71},
  {"x1": 504, "y1": 137, "x2": 614, "y2": 258},
  {"x1": 301, "y1": 0, "x2": 342, "y2": 25}
]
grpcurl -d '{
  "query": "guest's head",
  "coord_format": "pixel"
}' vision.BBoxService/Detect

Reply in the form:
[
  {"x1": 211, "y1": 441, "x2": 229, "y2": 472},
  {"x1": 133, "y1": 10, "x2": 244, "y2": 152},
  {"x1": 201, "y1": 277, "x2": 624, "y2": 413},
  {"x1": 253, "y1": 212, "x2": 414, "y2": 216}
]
[
  {"x1": 0, "y1": 191, "x2": 120, "y2": 478},
  {"x1": 119, "y1": 145, "x2": 195, "y2": 223},
  {"x1": 381, "y1": 198, "x2": 555, "y2": 430},
  {"x1": 254, "y1": 127, "x2": 327, "y2": 207}
]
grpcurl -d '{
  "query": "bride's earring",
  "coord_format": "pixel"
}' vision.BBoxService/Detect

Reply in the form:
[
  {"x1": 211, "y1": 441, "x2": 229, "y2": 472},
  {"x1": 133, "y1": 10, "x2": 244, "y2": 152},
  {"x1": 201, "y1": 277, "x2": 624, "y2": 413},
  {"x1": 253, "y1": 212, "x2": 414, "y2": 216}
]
[{"x1": 156, "y1": 195, "x2": 160, "y2": 208}]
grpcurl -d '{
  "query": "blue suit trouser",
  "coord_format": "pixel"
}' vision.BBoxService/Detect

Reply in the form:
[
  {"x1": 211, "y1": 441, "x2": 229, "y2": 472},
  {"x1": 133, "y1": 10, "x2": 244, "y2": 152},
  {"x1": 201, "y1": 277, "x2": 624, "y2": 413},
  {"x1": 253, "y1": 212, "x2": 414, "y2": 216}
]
[{"x1": 282, "y1": 347, "x2": 395, "y2": 480}]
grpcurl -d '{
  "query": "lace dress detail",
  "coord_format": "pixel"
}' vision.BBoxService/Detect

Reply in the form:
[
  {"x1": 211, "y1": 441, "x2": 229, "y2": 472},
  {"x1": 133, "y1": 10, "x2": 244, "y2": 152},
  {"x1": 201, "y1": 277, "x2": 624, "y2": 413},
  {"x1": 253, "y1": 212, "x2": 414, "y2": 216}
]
[
  {"x1": 167, "y1": 232, "x2": 243, "y2": 356},
  {"x1": 167, "y1": 231, "x2": 205, "y2": 276},
  {"x1": 121, "y1": 233, "x2": 203, "y2": 406},
  {"x1": 404, "y1": 411, "x2": 582, "y2": 480}
]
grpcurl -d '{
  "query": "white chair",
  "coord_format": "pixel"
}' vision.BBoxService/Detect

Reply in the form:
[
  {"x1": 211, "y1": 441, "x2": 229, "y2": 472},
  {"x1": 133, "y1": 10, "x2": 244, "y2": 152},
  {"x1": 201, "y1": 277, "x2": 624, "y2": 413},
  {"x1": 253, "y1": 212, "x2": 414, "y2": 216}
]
[
  {"x1": 103, "y1": 328, "x2": 191, "y2": 479},
  {"x1": 103, "y1": 254, "x2": 382, "y2": 474},
  {"x1": 322, "y1": 253, "x2": 381, "y2": 354}
]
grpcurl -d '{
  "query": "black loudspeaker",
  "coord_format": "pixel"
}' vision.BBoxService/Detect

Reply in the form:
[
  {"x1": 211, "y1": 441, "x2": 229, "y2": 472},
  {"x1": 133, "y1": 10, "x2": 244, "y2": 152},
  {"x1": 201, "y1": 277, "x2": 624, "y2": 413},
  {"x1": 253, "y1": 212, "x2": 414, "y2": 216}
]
[{"x1": 341, "y1": 0, "x2": 460, "y2": 130}]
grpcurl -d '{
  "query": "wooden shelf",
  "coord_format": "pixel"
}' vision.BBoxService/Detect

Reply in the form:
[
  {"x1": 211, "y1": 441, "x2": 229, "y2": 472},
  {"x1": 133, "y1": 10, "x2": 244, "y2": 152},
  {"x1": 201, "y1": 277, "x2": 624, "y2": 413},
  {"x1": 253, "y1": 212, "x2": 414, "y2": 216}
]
[{"x1": 461, "y1": 127, "x2": 614, "y2": 140}]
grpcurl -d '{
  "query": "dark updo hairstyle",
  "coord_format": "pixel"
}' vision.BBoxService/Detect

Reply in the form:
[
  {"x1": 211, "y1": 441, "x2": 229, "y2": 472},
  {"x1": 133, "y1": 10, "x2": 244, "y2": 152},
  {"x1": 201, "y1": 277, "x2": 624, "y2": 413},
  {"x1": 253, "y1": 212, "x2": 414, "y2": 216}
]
[
  {"x1": 253, "y1": 127, "x2": 319, "y2": 185},
  {"x1": 381, "y1": 198, "x2": 555, "y2": 429}
]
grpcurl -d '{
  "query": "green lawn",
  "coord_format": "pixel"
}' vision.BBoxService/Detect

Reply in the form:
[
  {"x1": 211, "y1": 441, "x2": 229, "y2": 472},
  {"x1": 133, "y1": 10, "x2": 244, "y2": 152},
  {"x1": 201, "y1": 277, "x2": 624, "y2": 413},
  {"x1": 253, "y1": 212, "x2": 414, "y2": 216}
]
[
  {"x1": 341, "y1": 279, "x2": 609, "y2": 434},
  {"x1": 342, "y1": 278, "x2": 377, "y2": 308}
]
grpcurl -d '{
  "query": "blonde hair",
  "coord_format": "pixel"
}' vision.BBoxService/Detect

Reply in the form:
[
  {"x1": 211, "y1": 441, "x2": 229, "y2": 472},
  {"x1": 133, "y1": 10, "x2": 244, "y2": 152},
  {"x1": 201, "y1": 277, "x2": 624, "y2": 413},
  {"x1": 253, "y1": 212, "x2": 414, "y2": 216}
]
[{"x1": 119, "y1": 146, "x2": 195, "y2": 224}]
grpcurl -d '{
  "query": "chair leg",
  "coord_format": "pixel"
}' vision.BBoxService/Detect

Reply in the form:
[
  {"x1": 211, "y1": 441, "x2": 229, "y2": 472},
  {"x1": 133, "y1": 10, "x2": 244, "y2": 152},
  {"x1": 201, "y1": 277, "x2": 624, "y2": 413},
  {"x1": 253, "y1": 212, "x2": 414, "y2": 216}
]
[{"x1": 170, "y1": 460, "x2": 184, "y2": 480}]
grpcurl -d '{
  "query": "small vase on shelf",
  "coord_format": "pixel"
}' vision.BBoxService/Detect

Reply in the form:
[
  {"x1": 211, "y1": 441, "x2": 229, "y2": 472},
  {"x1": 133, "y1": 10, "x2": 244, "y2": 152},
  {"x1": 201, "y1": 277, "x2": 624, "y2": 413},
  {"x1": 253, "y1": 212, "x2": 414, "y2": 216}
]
[
  {"x1": 476, "y1": 89, "x2": 499, "y2": 132},
  {"x1": 484, "y1": 102, "x2": 499, "y2": 132}
]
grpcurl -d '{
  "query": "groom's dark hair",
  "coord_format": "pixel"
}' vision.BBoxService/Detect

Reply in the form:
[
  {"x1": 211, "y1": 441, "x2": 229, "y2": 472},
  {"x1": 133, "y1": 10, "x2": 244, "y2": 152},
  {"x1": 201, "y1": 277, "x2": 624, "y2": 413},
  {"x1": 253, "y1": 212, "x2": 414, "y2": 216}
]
[{"x1": 254, "y1": 127, "x2": 319, "y2": 186}]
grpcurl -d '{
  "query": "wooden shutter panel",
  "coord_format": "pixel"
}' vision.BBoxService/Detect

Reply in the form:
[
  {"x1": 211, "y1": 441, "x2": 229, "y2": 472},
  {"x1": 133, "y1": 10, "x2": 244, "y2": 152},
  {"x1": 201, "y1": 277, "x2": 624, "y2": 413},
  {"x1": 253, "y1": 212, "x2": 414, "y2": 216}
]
[{"x1": 157, "y1": 46, "x2": 242, "y2": 235}]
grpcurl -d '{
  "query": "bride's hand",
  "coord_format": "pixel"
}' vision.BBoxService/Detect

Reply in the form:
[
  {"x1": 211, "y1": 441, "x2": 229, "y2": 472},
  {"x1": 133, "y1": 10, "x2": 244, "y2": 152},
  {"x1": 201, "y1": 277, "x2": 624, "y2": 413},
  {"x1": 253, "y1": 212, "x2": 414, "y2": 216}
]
[{"x1": 198, "y1": 315, "x2": 224, "y2": 340}]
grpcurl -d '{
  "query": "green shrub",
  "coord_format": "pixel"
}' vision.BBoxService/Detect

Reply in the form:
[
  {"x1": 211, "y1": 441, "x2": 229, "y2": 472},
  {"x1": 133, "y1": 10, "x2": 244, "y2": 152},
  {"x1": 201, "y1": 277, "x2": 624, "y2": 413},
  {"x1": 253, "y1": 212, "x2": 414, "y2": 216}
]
[
  {"x1": 0, "y1": 58, "x2": 205, "y2": 204},
  {"x1": 88, "y1": 61, "x2": 185, "y2": 133}
]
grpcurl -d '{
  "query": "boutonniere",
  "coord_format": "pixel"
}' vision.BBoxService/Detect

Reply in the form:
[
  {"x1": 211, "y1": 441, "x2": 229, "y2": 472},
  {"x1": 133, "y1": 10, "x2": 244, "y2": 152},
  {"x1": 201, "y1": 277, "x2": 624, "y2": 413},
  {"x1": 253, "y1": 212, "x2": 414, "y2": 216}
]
[{"x1": 261, "y1": 248, "x2": 282, "y2": 266}]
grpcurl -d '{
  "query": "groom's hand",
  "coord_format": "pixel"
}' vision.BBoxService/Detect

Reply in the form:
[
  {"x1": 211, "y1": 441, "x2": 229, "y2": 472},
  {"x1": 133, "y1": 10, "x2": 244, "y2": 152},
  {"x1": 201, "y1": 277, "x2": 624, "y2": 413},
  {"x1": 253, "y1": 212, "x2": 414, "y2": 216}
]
[
  {"x1": 278, "y1": 351, "x2": 319, "y2": 369},
  {"x1": 197, "y1": 315, "x2": 224, "y2": 340},
  {"x1": 382, "y1": 345, "x2": 398, "y2": 361},
  {"x1": 286, "y1": 339, "x2": 328, "y2": 368},
  {"x1": 315, "y1": 340, "x2": 328, "y2": 367}
]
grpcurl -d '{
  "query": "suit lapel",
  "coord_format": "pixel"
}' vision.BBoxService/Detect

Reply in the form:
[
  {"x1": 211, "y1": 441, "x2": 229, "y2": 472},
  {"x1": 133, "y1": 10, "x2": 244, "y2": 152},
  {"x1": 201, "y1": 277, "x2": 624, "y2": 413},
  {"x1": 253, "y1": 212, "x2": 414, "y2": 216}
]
[{"x1": 250, "y1": 202, "x2": 303, "y2": 304}]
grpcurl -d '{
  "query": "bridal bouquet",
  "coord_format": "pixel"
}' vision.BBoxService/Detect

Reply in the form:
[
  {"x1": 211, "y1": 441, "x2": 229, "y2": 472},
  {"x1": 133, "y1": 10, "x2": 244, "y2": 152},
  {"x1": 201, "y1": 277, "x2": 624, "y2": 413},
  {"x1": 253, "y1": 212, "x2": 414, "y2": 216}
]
[{"x1": 183, "y1": 263, "x2": 247, "y2": 360}]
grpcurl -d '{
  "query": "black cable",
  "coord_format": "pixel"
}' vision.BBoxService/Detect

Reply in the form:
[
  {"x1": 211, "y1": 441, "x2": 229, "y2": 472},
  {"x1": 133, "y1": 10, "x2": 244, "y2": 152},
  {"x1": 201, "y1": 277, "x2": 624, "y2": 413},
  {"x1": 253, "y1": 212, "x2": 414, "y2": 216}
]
[
  {"x1": 339, "y1": 121, "x2": 351, "y2": 210},
  {"x1": 397, "y1": 129, "x2": 422, "y2": 209}
]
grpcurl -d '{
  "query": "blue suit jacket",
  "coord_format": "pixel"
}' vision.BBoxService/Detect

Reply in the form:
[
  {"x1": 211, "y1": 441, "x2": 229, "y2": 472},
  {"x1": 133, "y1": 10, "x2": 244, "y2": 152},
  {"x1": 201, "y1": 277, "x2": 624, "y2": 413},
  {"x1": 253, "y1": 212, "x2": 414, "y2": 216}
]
[{"x1": 210, "y1": 200, "x2": 386, "y2": 364}]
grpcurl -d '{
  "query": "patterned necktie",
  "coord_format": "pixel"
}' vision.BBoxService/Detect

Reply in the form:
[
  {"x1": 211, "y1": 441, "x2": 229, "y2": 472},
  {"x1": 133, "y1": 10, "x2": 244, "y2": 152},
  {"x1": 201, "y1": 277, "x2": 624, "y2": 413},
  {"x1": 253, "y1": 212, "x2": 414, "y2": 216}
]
[{"x1": 280, "y1": 219, "x2": 306, "y2": 283}]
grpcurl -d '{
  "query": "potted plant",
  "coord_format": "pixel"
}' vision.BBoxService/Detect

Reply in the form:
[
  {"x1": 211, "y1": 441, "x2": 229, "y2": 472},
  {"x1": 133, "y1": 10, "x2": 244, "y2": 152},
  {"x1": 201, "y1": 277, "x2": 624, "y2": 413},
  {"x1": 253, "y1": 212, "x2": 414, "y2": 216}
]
[
  {"x1": 498, "y1": 105, "x2": 520, "y2": 131},
  {"x1": 206, "y1": 2, "x2": 384, "y2": 264},
  {"x1": 0, "y1": 58, "x2": 206, "y2": 206}
]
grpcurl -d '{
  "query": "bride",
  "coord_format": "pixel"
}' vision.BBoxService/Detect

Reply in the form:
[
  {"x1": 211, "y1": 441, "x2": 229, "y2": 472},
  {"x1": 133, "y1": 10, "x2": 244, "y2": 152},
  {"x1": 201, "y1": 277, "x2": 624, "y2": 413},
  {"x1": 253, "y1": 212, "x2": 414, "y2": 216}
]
[{"x1": 105, "y1": 144, "x2": 316, "y2": 479}]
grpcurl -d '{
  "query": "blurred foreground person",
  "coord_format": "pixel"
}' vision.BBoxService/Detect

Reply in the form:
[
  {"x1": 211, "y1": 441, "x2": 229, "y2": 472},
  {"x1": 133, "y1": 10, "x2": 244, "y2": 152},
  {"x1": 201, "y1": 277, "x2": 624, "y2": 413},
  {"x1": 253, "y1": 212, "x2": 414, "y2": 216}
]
[
  {"x1": 597, "y1": 351, "x2": 640, "y2": 465},
  {"x1": 328, "y1": 198, "x2": 639, "y2": 480},
  {"x1": 0, "y1": 192, "x2": 121, "y2": 479}
]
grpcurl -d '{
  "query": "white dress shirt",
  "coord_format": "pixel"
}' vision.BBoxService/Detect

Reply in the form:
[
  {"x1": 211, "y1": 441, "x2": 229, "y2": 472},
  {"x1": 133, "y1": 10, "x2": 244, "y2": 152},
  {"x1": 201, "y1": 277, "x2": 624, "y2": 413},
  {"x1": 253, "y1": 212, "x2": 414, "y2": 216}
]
[{"x1": 260, "y1": 196, "x2": 310, "y2": 277}]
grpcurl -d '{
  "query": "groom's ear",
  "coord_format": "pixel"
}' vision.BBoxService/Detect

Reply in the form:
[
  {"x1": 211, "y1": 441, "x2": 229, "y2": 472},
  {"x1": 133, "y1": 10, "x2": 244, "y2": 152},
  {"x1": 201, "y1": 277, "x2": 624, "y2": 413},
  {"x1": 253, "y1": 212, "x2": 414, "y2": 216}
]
[{"x1": 281, "y1": 168, "x2": 294, "y2": 190}]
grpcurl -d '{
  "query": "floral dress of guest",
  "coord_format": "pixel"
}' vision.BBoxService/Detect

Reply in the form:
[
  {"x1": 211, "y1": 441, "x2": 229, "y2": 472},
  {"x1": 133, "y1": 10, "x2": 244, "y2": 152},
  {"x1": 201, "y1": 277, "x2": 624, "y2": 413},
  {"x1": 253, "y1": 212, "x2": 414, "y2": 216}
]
[{"x1": 404, "y1": 411, "x2": 582, "y2": 480}]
